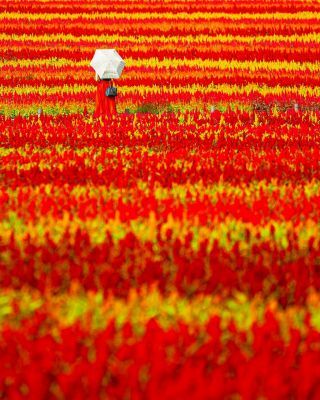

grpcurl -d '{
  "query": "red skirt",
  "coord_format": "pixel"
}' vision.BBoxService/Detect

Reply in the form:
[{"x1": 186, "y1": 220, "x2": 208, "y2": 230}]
[{"x1": 94, "y1": 80, "x2": 117, "y2": 118}]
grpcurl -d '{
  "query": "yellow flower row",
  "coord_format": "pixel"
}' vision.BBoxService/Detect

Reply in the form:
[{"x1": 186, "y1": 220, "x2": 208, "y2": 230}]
[
  {"x1": 1, "y1": 287, "x2": 317, "y2": 333},
  {"x1": 2, "y1": 11, "x2": 320, "y2": 20},
  {"x1": 1, "y1": 211, "x2": 319, "y2": 252},
  {"x1": 3, "y1": 83, "x2": 320, "y2": 97},
  {"x1": 2, "y1": 180, "x2": 318, "y2": 204},
  {"x1": 3, "y1": 32, "x2": 320, "y2": 44},
  {"x1": 2, "y1": 181, "x2": 319, "y2": 210},
  {"x1": 2, "y1": 57, "x2": 319, "y2": 73}
]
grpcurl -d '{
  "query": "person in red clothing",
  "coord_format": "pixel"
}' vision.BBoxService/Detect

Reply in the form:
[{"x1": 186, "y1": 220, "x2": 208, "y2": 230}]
[{"x1": 94, "y1": 72, "x2": 117, "y2": 118}]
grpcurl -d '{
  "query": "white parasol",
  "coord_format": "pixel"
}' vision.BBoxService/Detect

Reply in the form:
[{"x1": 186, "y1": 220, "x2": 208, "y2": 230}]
[{"x1": 90, "y1": 49, "x2": 125, "y2": 79}]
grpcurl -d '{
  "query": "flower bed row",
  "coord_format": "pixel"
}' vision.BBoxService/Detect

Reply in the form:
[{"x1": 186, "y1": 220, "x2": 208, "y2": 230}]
[{"x1": 1, "y1": 289, "x2": 320, "y2": 399}]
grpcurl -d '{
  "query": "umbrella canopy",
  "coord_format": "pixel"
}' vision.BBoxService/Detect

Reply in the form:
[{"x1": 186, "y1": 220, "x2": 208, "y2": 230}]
[{"x1": 90, "y1": 49, "x2": 125, "y2": 79}]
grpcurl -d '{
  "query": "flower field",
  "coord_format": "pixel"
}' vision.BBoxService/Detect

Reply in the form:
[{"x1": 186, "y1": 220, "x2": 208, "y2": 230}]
[{"x1": 1, "y1": 0, "x2": 320, "y2": 398}]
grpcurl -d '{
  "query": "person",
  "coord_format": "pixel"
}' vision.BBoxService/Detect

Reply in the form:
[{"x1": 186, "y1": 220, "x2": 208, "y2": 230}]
[{"x1": 93, "y1": 72, "x2": 117, "y2": 118}]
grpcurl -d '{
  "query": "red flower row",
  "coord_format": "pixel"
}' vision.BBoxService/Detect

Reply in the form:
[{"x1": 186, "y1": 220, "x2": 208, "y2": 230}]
[
  {"x1": 0, "y1": 230, "x2": 318, "y2": 302},
  {"x1": 1, "y1": 313, "x2": 320, "y2": 399}
]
